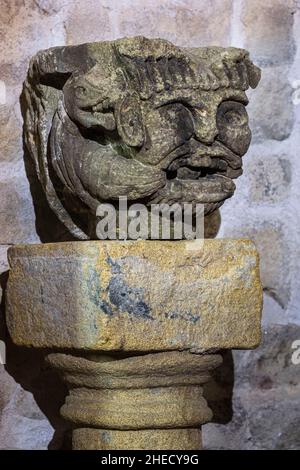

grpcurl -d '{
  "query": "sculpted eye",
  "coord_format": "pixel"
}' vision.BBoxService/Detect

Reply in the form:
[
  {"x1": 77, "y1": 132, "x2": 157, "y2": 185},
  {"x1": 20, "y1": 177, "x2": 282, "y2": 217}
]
[
  {"x1": 217, "y1": 100, "x2": 251, "y2": 156},
  {"x1": 218, "y1": 101, "x2": 248, "y2": 127}
]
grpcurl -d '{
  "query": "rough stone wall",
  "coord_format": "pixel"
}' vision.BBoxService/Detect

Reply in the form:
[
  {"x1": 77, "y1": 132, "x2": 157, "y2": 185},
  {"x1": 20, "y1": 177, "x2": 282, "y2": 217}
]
[{"x1": 0, "y1": 0, "x2": 299, "y2": 449}]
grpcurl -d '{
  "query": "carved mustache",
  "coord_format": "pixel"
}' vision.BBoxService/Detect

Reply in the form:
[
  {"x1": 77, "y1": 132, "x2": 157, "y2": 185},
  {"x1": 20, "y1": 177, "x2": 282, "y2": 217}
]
[{"x1": 165, "y1": 139, "x2": 243, "y2": 177}]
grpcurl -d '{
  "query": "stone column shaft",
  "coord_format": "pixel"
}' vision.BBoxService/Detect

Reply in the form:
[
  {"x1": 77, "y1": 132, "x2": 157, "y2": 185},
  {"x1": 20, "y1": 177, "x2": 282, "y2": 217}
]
[{"x1": 47, "y1": 351, "x2": 222, "y2": 450}]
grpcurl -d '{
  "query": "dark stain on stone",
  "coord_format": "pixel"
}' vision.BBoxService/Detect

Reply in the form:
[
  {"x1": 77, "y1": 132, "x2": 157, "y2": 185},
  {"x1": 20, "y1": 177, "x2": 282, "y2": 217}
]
[
  {"x1": 165, "y1": 310, "x2": 200, "y2": 323},
  {"x1": 86, "y1": 266, "x2": 113, "y2": 316},
  {"x1": 108, "y1": 276, "x2": 152, "y2": 320},
  {"x1": 258, "y1": 376, "x2": 273, "y2": 390},
  {"x1": 100, "y1": 431, "x2": 111, "y2": 444},
  {"x1": 40, "y1": 285, "x2": 44, "y2": 304},
  {"x1": 106, "y1": 256, "x2": 122, "y2": 274}
]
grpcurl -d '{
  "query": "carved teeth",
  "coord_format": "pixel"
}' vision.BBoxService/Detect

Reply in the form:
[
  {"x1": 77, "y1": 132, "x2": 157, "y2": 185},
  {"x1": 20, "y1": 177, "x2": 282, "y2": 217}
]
[{"x1": 92, "y1": 103, "x2": 103, "y2": 112}]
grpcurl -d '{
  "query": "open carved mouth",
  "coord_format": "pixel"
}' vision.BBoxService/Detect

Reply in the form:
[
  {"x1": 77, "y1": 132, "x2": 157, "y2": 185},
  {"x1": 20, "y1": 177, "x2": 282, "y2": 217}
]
[{"x1": 149, "y1": 141, "x2": 240, "y2": 211}]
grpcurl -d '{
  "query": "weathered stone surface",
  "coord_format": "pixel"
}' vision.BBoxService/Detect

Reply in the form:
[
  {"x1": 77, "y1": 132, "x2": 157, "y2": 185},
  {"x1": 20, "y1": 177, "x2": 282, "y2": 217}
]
[
  {"x1": 247, "y1": 66, "x2": 294, "y2": 142},
  {"x1": 0, "y1": 0, "x2": 299, "y2": 452},
  {"x1": 48, "y1": 351, "x2": 221, "y2": 389},
  {"x1": 234, "y1": 324, "x2": 300, "y2": 390},
  {"x1": 0, "y1": 367, "x2": 17, "y2": 415},
  {"x1": 64, "y1": 385, "x2": 209, "y2": 429},
  {"x1": 0, "y1": 163, "x2": 40, "y2": 244},
  {"x1": 0, "y1": 245, "x2": 9, "y2": 275},
  {"x1": 0, "y1": 103, "x2": 22, "y2": 163},
  {"x1": 47, "y1": 350, "x2": 221, "y2": 450},
  {"x1": 244, "y1": 388, "x2": 300, "y2": 450},
  {"x1": 7, "y1": 239, "x2": 262, "y2": 351},
  {"x1": 72, "y1": 428, "x2": 202, "y2": 451},
  {"x1": 223, "y1": 222, "x2": 290, "y2": 308},
  {"x1": 0, "y1": 347, "x2": 57, "y2": 450},
  {"x1": 65, "y1": 0, "x2": 112, "y2": 44},
  {"x1": 0, "y1": 385, "x2": 52, "y2": 450},
  {"x1": 247, "y1": 154, "x2": 291, "y2": 203},
  {"x1": 205, "y1": 387, "x2": 300, "y2": 450},
  {"x1": 23, "y1": 37, "x2": 260, "y2": 239},
  {"x1": 204, "y1": 324, "x2": 300, "y2": 450},
  {"x1": 0, "y1": 341, "x2": 69, "y2": 450},
  {"x1": 0, "y1": 1, "x2": 65, "y2": 66},
  {"x1": 116, "y1": 0, "x2": 232, "y2": 47},
  {"x1": 242, "y1": 0, "x2": 296, "y2": 66},
  {"x1": 204, "y1": 210, "x2": 221, "y2": 238}
]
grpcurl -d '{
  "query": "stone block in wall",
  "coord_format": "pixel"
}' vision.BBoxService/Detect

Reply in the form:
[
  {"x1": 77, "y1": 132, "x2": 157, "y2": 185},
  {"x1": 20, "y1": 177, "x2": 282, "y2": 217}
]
[
  {"x1": 247, "y1": 66, "x2": 294, "y2": 143},
  {"x1": 0, "y1": 102, "x2": 23, "y2": 163},
  {"x1": 0, "y1": 1, "x2": 65, "y2": 66},
  {"x1": 242, "y1": 0, "x2": 296, "y2": 66},
  {"x1": 116, "y1": 0, "x2": 232, "y2": 47},
  {"x1": 222, "y1": 221, "x2": 290, "y2": 309},
  {"x1": 0, "y1": 1, "x2": 65, "y2": 164},
  {"x1": 234, "y1": 324, "x2": 300, "y2": 450},
  {"x1": 65, "y1": 0, "x2": 112, "y2": 45},
  {"x1": 204, "y1": 324, "x2": 300, "y2": 450},
  {"x1": 205, "y1": 386, "x2": 300, "y2": 450},
  {"x1": 234, "y1": 324, "x2": 300, "y2": 390},
  {"x1": 0, "y1": 385, "x2": 53, "y2": 450},
  {"x1": 1, "y1": 243, "x2": 55, "y2": 450},
  {"x1": 0, "y1": 245, "x2": 9, "y2": 276},
  {"x1": 0, "y1": 163, "x2": 40, "y2": 244},
  {"x1": 247, "y1": 154, "x2": 291, "y2": 203}
]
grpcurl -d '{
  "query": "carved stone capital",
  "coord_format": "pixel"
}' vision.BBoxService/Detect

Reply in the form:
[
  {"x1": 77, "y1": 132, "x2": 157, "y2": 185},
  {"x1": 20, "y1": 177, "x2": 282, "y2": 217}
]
[{"x1": 22, "y1": 37, "x2": 260, "y2": 239}]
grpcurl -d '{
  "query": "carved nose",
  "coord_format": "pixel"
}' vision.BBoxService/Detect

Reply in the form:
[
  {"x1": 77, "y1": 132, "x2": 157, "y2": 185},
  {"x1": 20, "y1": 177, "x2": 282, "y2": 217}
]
[
  {"x1": 193, "y1": 108, "x2": 219, "y2": 145},
  {"x1": 199, "y1": 124, "x2": 219, "y2": 144},
  {"x1": 194, "y1": 121, "x2": 219, "y2": 145}
]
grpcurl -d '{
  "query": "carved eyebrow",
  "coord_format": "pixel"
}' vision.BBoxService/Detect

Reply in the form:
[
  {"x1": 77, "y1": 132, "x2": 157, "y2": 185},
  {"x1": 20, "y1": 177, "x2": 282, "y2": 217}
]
[
  {"x1": 153, "y1": 96, "x2": 193, "y2": 109},
  {"x1": 152, "y1": 89, "x2": 249, "y2": 112},
  {"x1": 219, "y1": 92, "x2": 249, "y2": 106}
]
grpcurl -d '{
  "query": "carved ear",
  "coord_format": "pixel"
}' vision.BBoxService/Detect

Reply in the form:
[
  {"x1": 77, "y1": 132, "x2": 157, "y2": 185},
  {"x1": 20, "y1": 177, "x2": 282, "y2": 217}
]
[{"x1": 116, "y1": 93, "x2": 144, "y2": 147}]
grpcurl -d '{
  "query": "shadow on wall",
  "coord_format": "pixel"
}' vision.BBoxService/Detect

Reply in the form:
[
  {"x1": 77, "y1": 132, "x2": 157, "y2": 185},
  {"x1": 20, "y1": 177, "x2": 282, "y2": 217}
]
[
  {"x1": 204, "y1": 351, "x2": 234, "y2": 425},
  {"x1": 0, "y1": 271, "x2": 71, "y2": 450},
  {"x1": 0, "y1": 91, "x2": 75, "y2": 448},
  {"x1": 0, "y1": 92, "x2": 77, "y2": 449}
]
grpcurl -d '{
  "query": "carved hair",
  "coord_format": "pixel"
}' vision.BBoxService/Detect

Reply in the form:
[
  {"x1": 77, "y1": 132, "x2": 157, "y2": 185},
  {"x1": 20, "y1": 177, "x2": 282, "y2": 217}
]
[{"x1": 113, "y1": 40, "x2": 261, "y2": 99}]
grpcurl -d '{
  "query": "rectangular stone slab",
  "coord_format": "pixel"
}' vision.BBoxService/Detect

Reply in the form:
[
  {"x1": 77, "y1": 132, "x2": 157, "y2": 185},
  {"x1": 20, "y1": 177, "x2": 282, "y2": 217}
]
[{"x1": 6, "y1": 240, "x2": 262, "y2": 352}]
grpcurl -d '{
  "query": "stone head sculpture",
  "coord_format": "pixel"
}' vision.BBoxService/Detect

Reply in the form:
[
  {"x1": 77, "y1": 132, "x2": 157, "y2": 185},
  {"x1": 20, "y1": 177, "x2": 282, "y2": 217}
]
[{"x1": 23, "y1": 37, "x2": 260, "y2": 239}]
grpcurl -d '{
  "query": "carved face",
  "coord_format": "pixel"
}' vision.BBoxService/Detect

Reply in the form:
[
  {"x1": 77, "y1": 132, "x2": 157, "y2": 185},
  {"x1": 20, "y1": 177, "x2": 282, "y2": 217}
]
[{"x1": 24, "y1": 38, "x2": 260, "y2": 238}]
